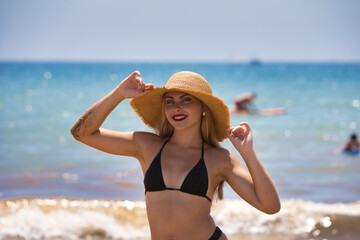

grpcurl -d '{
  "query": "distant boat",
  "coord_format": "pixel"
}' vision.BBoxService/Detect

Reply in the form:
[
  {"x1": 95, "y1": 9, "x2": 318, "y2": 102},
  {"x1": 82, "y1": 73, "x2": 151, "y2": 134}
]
[{"x1": 249, "y1": 59, "x2": 262, "y2": 66}]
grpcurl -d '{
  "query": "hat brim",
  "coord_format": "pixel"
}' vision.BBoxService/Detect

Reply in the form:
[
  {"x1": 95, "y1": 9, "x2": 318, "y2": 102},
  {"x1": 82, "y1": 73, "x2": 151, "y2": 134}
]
[{"x1": 130, "y1": 87, "x2": 230, "y2": 142}]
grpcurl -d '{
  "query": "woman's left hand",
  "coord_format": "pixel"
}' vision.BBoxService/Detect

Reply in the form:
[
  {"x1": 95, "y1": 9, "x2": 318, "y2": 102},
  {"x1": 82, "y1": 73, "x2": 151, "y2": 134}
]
[{"x1": 227, "y1": 122, "x2": 253, "y2": 155}]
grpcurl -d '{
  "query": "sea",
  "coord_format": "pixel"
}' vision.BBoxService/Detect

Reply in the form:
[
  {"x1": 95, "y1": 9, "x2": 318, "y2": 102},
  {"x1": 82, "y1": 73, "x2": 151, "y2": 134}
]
[{"x1": 0, "y1": 62, "x2": 359, "y2": 240}]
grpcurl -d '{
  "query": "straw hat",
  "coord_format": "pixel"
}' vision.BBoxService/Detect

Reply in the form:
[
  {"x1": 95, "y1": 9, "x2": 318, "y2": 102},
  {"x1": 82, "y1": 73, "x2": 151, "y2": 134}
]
[{"x1": 130, "y1": 71, "x2": 230, "y2": 142}]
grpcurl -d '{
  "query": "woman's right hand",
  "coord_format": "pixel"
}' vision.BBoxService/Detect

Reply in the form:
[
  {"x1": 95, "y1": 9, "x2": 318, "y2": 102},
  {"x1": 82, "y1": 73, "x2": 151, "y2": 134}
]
[{"x1": 117, "y1": 71, "x2": 154, "y2": 99}]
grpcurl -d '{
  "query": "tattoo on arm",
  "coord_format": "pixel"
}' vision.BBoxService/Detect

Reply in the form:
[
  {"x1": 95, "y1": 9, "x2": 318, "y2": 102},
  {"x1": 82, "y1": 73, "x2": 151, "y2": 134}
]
[{"x1": 71, "y1": 109, "x2": 97, "y2": 138}]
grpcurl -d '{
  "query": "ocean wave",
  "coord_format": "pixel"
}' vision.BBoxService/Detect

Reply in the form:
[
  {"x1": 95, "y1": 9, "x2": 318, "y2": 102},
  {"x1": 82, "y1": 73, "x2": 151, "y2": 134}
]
[
  {"x1": 1, "y1": 198, "x2": 359, "y2": 240},
  {"x1": 213, "y1": 199, "x2": 360, "y2": 239}
]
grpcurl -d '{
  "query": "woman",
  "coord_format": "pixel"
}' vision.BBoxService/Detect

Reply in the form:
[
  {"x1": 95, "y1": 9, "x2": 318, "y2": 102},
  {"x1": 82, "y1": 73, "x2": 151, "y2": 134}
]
[{"x1": 71, "y1": 71, "x2": 280, "y2": 240}]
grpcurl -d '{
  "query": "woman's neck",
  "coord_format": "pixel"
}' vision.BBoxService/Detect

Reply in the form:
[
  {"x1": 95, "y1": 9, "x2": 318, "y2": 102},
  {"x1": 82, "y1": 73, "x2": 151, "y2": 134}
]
[{"x1": 170, "y1": 130, "x2": 203, "y2": 149}]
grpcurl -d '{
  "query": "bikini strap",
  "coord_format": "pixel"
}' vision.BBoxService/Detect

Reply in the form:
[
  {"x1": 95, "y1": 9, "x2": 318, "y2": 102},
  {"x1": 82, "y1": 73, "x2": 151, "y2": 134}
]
[
  {"x1": 201, "y1": 140, "x2": 205, "y2": 159},
  {"x1": 160, "y1": 137, "x2": 171, "y2": 152}
]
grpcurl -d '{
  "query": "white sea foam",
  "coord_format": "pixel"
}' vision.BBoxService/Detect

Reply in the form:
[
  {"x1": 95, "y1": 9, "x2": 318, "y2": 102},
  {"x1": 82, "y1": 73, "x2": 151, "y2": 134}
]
[
  {"x1": 0, "y1": 198, "x2": 149, "y2": 239},
  {"x1": 1, "y1": 198, "x2": 359, "y2": 240},
  {"x1": 212, "y1": 199, "x2": 360, "y2": 237}
]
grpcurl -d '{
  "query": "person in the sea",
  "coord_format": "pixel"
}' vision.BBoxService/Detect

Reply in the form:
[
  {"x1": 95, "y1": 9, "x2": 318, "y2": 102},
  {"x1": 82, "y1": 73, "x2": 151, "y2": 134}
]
[
  {"x1": 343, "y1": 133, "x2": 360, "y2": 153},
  {"x1": 233, "y1": 92, "x2": 257, "y2": 114},
  {"x1": 70, "y1": 71, "x2": 280, "y2": 240}
]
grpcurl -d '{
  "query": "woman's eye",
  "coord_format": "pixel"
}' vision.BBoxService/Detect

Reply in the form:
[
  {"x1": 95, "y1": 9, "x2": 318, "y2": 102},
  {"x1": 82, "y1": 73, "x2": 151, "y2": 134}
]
[
  {"x1": 166, "y1": 100, "x2": 174, "y2": 104},
  {"x1": 183, "y1": 97, "x2": 192, "y2": 102}
]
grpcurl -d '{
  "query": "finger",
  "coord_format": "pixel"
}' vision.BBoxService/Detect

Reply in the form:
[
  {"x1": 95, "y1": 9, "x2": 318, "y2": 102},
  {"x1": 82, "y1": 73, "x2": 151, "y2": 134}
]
[
  {"x1": 239, "y1": 122, "x2": 251, "y2": 133},
  {"x1": 226, "y1": 129, "x2": 242, "y2": 144},
  {"x1": 231, "y1": 126, "x2": 245, "y2": 135},
  {"x1": 143, "y1": 84, "x2": 154, "y2": 91},
  {"x1": 226, "y1": 126, "x2": 234, "y2": 131},
  {"x1": 136, "y1": 87, "x2": 154, "y2": 97},
  {"x1": 226, "y1": 128, "x2": 235, "y2": 140},
  {"x1": 226, "y1": 127, "x2": 239, "y2": 141},
  {"x1": 137, "y1": 77, "x2": 144, "y2": 90},
  {"x1": 226, "y1": 127, "x2": 233, "y2": 136},
  {"x1": 129, "y1": 71, "x2": 141, "y2": 79},
  {"x1": 134, "y1": 70, "x2": 141, "y2": 77},
  {"x1": 226, "y1": 127, "x2": 235, "y2": 135}
]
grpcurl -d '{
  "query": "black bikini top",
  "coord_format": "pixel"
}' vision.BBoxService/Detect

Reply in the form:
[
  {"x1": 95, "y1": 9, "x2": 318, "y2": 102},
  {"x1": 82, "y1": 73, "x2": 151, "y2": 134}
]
[{"x1": 144, "y1": 137, "x2": 212, "y2": 202}]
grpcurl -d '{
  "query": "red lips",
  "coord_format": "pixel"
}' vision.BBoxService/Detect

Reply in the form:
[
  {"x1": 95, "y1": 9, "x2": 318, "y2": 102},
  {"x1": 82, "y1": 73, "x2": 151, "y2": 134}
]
[{"x1": 172, "y1": 114, "x2": 187, "y2": 121}]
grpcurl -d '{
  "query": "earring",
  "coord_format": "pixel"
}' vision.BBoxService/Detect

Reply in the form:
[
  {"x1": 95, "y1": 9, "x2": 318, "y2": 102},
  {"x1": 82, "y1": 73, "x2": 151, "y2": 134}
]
[{"x1": 202, "y1": 112, "x2": 206, "y2": 117}]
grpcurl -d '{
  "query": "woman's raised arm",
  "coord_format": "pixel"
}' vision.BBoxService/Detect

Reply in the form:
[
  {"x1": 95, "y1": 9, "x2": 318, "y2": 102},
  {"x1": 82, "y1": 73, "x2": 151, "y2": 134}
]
[
  {"x1": 70, "y1": 71, "x2": 154, "y2": 159},
  {"x1": 222, "y1": 122, "x2": 281, "y2": 214}
]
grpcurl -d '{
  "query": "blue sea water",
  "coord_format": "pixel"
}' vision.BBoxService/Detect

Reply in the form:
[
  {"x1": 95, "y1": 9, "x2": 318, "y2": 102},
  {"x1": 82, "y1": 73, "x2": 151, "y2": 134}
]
[
  {"x1": 1, "y1": 62, "x2": 360, "y2": 240},
  {"x1": 0, "y1": 62, "x2": 359, "y2": 202}
]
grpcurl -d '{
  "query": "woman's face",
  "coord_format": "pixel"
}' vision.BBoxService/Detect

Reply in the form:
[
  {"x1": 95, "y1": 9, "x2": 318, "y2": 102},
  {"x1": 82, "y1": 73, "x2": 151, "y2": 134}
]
[{"x1": 164, "y1": 91, "x2": 203, "y2": 131}]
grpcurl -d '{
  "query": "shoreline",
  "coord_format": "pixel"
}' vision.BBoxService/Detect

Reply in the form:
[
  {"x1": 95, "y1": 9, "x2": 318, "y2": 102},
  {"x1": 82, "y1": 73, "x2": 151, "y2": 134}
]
[{"x1": 1, "y1": 198, "x2": 360, "y2": 240}]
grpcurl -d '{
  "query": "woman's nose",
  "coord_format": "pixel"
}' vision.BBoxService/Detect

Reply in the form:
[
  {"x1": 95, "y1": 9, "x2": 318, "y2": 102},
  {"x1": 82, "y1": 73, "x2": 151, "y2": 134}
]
[
  {"x1": 171, "y1": 102, "x2": 183, "y2": 111},
  {"x1": 174, "y1": 103, "x2": 182, "y2": 110}
]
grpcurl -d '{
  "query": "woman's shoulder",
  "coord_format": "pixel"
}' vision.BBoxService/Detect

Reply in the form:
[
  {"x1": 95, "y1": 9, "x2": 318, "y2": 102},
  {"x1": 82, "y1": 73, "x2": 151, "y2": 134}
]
[
  {"x1": 204, "y1": 146, "x2": 239, "y2": 179},
  {"x1": 132, "y1": 132, "x2": 169, "y2": 163},
  {"x1": 133, "y1": 131, "x2": 163, "y2": 145},
  {"x1": 206, "y1": 145, "x2": 230, "y2": 155},
  {"x1": 133, "y1": 131, "x2": 171, "y2": 152},
  {"x1": 205, "y1": 145, "x2": 235, "y2": 166}
]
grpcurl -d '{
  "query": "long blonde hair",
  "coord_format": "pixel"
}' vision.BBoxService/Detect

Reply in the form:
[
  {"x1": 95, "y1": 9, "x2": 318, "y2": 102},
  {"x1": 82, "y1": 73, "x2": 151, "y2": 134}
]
[{"x1": 156, "y1": 95, "x2": 225, "y2": 200}]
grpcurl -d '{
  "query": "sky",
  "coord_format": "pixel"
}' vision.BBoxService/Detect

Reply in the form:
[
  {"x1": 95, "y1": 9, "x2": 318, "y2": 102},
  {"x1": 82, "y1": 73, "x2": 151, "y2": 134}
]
[{"x1": 0, "y1": 0, "x2": 359, "y2": 62}]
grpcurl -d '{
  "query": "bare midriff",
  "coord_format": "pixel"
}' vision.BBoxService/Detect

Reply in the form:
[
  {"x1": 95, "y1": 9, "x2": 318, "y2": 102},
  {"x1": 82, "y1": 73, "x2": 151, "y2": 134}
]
[{"x1": 145, "y1": 191, "x2": 215, "y2": 240}]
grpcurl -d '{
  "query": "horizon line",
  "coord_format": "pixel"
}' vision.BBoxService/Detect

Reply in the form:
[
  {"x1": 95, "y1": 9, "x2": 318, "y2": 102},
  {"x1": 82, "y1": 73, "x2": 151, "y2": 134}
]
[{"x1": 1, "y1": 59, "x2": 360, "y2": 64}]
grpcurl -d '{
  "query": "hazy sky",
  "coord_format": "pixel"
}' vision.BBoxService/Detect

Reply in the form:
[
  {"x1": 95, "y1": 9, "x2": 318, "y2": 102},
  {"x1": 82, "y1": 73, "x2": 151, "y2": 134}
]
[{"x1": 0, "y1": 0, "x2": 359, "y2": 62}]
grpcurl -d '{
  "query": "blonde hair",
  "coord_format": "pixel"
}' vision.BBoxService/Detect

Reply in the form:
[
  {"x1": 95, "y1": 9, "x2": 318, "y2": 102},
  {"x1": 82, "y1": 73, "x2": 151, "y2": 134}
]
[{"x1": 156, "y1": 94, "x2": 225, "y2": 200}]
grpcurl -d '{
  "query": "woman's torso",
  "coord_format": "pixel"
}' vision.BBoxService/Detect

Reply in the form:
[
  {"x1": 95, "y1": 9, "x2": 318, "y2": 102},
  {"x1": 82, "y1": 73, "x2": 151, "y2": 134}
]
[
  {"x1": 146, "y1": 192, "x2": 215, "y2": 239},
  {"x1": 137, "y1": 133, "x2": 227, "y2": 239}
]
